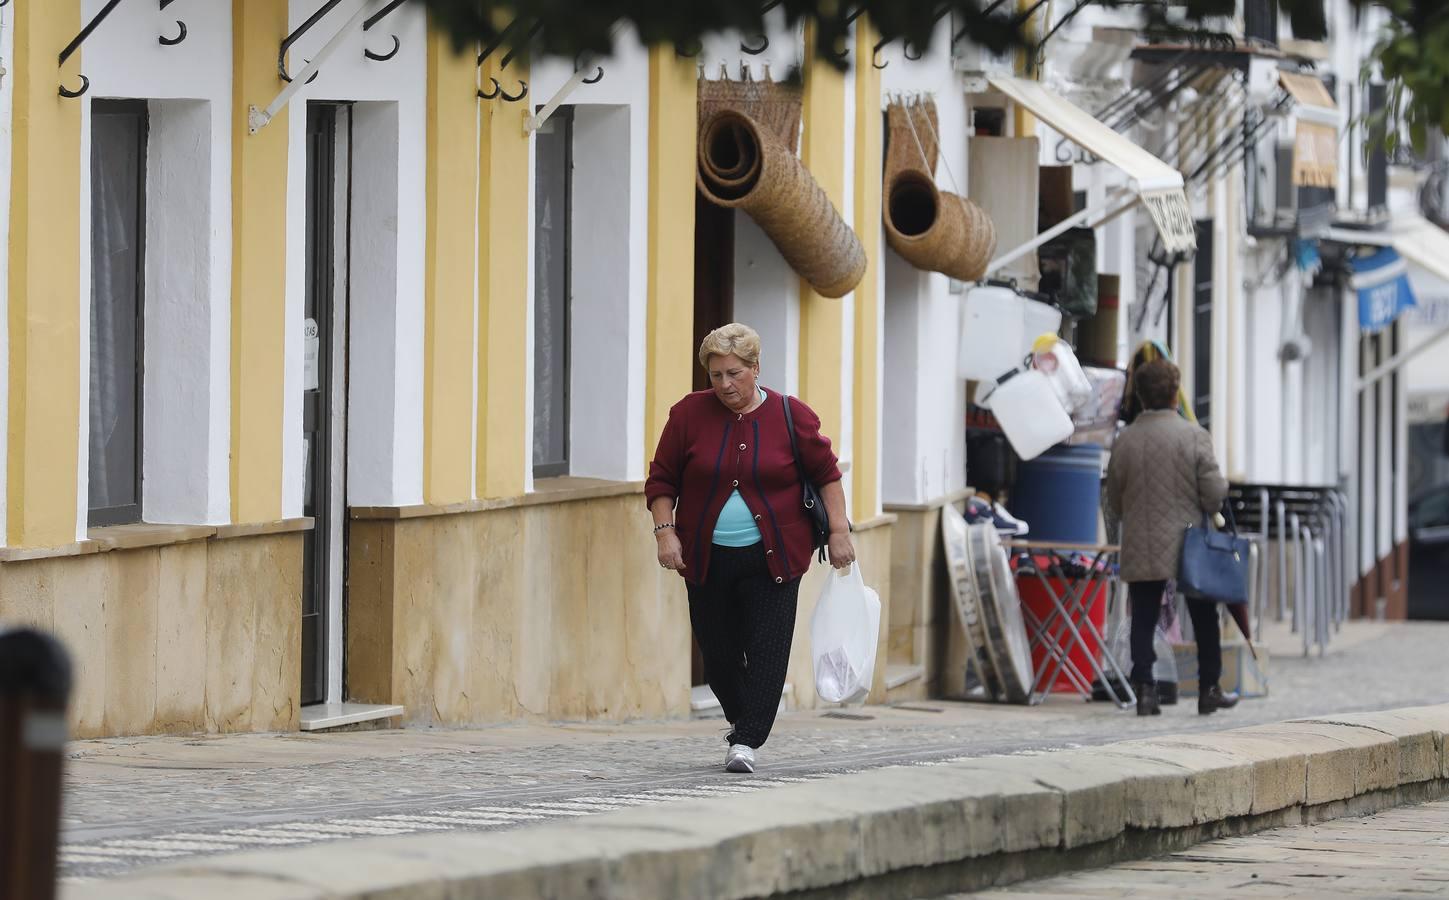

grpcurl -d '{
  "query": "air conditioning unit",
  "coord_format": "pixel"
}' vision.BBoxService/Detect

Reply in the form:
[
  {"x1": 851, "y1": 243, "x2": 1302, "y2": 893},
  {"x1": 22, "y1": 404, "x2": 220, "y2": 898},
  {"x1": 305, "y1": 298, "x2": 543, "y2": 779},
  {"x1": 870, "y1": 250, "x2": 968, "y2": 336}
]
[{"x1": 952, "y1": 13, "x2": 1014, "y2": 93}]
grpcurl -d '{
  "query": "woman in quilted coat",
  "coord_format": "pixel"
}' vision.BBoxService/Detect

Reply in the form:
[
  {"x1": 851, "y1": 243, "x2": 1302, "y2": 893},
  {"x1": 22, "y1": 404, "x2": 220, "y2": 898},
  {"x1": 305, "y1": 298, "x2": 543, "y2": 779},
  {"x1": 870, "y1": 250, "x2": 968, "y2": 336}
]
[{"x1": 1105, "y1": 358, "x2": 1236, "y2": 718}]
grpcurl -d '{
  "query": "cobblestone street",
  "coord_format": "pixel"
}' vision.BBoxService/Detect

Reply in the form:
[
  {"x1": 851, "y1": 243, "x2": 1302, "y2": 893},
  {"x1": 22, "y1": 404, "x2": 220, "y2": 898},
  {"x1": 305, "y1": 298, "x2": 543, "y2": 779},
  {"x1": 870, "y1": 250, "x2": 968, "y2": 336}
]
[
  {"x1": 60, "y1": 620, "x2": 1449, "y2": 883},
  {"x1": 972, "y1": 798, "x2": 1449, "y2": 897}
]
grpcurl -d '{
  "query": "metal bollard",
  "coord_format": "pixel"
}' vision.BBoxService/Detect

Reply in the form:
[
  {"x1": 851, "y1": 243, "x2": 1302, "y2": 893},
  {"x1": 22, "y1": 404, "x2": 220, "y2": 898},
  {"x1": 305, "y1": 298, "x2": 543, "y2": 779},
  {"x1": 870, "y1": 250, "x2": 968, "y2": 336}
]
[{"x1": 0, "y1": 628, "x2": 72, "y2": 900}]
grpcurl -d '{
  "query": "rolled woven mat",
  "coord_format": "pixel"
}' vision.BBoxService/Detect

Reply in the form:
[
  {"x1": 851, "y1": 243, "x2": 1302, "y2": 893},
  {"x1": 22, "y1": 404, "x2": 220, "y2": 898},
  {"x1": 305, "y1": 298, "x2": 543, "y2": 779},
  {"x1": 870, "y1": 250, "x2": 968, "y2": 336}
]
[
  {"x1": 883, "y1": 101, "x2": 996, "y2": 282},
  {"x1": 697, "y1": 110, "x2": 866, "y2": 299}
]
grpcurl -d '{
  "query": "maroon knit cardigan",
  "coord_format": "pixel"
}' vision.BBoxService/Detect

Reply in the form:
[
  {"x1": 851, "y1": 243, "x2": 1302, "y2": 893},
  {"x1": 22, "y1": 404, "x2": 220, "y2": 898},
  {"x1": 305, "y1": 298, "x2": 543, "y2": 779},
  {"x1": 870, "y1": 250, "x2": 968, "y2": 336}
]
[{"x1": 645, "y1": 389, "x2": 842, "y2": 585}]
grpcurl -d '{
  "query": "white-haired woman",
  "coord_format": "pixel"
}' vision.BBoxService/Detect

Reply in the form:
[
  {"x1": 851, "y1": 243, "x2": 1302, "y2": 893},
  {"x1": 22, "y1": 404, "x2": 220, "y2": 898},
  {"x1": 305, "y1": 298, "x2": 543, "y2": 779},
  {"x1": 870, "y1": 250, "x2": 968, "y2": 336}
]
[{"x1": 646, "y1": 323, "x2": 854, "y2": 773}]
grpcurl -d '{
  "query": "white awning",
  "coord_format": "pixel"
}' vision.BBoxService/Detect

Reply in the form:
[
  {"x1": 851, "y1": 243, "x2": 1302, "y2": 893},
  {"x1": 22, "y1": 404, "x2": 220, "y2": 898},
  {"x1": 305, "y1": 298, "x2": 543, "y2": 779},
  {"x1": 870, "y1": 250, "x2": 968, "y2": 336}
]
[{"x1": 986, "y1": 75, "x2": 1197, "y2": 259}]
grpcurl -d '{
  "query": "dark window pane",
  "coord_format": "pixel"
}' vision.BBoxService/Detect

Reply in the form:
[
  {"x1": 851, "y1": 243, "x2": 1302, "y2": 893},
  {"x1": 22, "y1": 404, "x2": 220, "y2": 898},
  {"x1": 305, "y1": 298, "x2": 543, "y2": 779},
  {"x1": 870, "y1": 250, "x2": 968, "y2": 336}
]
[
  {"x1": 88, "y1": 101, "x2": 147, "y2": 525},
  {"x1": 533, "y1": 108, "x2": 571, "y2": 477}
]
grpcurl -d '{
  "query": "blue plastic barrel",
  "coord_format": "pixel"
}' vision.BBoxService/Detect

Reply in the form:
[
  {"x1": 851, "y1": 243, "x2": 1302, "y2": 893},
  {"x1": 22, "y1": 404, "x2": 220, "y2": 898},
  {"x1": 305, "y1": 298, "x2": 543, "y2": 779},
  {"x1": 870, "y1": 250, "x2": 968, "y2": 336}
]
[{"x1": 1008, "y1": 444, "x2": 1102, "y2": 544}]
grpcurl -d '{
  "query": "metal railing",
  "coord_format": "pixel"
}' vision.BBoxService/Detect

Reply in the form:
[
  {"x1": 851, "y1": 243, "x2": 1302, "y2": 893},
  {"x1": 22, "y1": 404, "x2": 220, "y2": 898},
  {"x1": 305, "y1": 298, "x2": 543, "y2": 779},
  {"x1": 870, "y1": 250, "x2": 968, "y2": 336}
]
[
  {"x1": 1230, "y1": 485, "x2": 1351, "y2": 657},
  {"x1": 0, "y1": 628, "x2": 72, "y2": 900}
]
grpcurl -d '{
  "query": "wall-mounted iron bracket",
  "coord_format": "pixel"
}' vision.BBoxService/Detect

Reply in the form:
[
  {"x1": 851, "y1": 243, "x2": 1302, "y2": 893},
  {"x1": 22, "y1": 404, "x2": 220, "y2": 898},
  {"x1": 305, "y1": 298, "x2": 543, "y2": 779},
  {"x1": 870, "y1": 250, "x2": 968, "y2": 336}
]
[
  {"x1": 279, "y1": 0, "x2": 344, "y2": 83},
  {"x1": 58, "y1": 0, "x2": 126, "y2": 98},
  {"x1": 252, "y1": 0, "x2": 386, "y2": 132},
  {"x1": 362, "y1": 0, "x2": 407, "y2": 61},
  {"x1": 158, "y1": 0, "x2": 187, "y2": 45},
  {"x1": 477, "y1": 19, "x2": 538, "y2": 102}
]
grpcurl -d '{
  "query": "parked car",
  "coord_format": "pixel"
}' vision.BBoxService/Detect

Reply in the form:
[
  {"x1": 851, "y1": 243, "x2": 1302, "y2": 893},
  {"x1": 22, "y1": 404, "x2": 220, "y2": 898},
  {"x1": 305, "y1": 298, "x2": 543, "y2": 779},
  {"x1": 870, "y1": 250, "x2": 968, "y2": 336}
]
[{"x1": 1408, "y1": 484, "x2": 1449, "y2": 619}]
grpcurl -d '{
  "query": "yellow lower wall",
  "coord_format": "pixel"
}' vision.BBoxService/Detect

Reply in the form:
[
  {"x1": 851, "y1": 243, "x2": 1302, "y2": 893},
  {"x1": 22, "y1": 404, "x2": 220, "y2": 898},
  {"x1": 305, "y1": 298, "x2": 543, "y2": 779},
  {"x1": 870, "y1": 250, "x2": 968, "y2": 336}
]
[
  {"x1": 347, "y1": 491, "x2": 895, "y2": 725},
  {"x1": 0, "y1": 532, "x2": 302, "y2": 737},
  {"x1": 348, "y1": 491, "x2": 693, "y2": 723},
  {"x1": 887, "y1": 500, "x2": 961, "y2": 698}
]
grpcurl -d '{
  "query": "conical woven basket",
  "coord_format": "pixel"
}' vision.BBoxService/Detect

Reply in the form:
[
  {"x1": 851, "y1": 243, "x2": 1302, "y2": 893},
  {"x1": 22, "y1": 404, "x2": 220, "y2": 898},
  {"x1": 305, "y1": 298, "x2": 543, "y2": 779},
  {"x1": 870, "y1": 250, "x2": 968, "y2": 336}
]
[
  {"x1": 697, "y1": 109, "x2": 866, "y2": 299},
  {"x1": 883, "y1": 101, "x2": 996, "y2": 282}
]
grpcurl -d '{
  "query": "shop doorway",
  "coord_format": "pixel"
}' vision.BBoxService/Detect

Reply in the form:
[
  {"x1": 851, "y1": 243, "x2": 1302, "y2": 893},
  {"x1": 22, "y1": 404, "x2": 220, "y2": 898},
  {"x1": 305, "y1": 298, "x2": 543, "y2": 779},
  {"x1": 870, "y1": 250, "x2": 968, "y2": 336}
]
[
  {"x1": 689, "y1": 192, "x2": 735, "y2": 687},
  {"x1": 301, "y1": 102, "x2": 352, "y2": 707}
]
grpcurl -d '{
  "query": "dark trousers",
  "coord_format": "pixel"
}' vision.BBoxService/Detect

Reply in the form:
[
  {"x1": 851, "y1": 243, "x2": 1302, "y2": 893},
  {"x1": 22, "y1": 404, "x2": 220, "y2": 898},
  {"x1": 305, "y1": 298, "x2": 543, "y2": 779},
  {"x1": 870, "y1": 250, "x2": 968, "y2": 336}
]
[
  {"x1": 687, "y1": 543, "x2": 801, "y2": 749},
  {"x1": 1128, "y1": 580, "x2": 1221, "y2": 692}
]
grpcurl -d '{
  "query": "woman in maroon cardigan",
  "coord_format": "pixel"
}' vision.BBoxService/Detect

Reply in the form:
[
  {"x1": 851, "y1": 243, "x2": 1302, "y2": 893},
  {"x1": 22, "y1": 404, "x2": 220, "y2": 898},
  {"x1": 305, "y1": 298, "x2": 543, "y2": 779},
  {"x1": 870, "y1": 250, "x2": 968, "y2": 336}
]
[{"x1": 647, "y1": 323, "x2": 854, "y2": 774}]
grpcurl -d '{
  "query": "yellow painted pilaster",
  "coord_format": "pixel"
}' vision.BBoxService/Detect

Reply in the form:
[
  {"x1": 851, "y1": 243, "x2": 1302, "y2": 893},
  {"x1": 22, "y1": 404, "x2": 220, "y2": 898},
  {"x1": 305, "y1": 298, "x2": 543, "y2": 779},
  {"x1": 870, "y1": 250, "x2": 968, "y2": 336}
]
[
  {"x1": 8, "y1": 0, "x2": 82, "y2": 546},
  {"x1": 798, "y1": 28, "x2": 847, "y2": 444},
  {"x1": 851, "y1": 20, "x2": 883, "y2": 523},
  {"x1": 231, "y1": 0, "x2": 288, "y2": 523},
  {"x1": 1012, "y1": 0, "x2": 1039, "y2": 136},
  {"x1": 644, "y1": 47, "x2": 696, "y2": 471},
  {"x1": 423, "y1": 28, "x2": 478, "y2": 504},
  {"x1": 476, "y1": 57, "x2": 530, "y2": 498}
]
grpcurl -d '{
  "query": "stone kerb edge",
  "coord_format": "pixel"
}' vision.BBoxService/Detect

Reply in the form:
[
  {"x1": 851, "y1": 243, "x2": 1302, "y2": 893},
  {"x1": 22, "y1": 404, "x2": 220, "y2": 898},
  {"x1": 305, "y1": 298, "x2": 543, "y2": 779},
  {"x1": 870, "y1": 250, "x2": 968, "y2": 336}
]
[{"x1": 66, "y1": 705, "x2": 1449, "y2": 900}]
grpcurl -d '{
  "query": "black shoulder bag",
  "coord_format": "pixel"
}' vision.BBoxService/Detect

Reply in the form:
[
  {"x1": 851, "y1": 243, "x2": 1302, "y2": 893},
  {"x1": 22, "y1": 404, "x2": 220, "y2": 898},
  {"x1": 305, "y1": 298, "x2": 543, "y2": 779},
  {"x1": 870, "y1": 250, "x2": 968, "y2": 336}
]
[{"x1": 783, "y1": 394, "x2": 831, "y2": 561}]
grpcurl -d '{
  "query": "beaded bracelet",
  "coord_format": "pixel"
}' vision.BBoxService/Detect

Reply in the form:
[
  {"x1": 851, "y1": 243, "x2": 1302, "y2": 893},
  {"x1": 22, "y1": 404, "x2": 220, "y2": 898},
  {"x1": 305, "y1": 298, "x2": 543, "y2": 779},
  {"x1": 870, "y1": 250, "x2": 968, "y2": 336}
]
[{"x1": 652, "y1": 522, "x2": 675, "y2": 534}]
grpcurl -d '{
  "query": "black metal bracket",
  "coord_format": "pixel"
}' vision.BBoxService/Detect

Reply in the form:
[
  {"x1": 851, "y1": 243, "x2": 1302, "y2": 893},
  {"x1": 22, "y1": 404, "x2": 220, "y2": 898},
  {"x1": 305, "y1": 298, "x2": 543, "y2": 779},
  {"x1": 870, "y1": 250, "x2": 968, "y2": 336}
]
[
  {"x1": 280, "y1": 0, "x2": 344, "y2": 84},
  {"x1": 159, "y1": 0, "x2": 187, "y2": 46},
  {"x1": 581, "y1": 66, "x2": 604, "y2": 85},
  {"x1": 362, "y1": 0, "x2": 407, "y2": 61},
  {"x1": 741, "y1": 0, "x2": 783, "y2": 55},
  {"x1": 478, "y1": 19, "x2": 537, "y2": 102},
  {"x1": 58, "y1": 0, "x2": 125, "y2": 98}
]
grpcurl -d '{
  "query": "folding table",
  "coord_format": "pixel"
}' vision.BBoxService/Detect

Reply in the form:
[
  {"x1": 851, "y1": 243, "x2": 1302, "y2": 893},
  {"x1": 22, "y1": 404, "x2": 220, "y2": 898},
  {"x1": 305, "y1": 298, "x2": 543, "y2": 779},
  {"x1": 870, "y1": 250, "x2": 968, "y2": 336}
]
[{"x1": 1002, "y1": 540, "x2": 1136, "y2": 709}]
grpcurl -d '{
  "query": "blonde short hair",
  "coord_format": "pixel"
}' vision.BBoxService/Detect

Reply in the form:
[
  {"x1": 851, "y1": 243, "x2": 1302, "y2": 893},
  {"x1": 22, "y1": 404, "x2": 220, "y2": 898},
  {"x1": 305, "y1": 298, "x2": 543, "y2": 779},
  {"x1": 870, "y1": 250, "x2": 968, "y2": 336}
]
[{"x1": 698, "y1": 323, "x2": 762, "y2": 370}]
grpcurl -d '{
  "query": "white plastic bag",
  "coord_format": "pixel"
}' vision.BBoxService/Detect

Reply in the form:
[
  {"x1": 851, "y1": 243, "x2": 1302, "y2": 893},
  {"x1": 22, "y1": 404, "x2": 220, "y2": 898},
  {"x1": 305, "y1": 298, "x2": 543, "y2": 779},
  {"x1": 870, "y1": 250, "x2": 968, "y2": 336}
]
[{"x1": 810, "y1": 563, "x2": 882, "y2": 704}]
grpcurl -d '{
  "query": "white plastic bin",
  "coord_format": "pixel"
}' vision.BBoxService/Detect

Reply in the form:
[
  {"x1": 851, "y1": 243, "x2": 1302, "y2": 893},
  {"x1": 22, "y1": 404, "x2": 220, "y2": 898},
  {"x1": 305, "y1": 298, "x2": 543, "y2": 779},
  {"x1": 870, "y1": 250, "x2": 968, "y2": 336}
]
[
  {"x1": 1032, "y1": 337, "x2": 1093, "y2": 413},
  {"x1": 960, "y1": 286, "x2": 1064, "y2": 382},
  {"x1": 989, "y1": 369, "x2": 1075, "y2": 461},
  {"x1": 959, "y1": 285, "x2": 1026, "y2": 381}
]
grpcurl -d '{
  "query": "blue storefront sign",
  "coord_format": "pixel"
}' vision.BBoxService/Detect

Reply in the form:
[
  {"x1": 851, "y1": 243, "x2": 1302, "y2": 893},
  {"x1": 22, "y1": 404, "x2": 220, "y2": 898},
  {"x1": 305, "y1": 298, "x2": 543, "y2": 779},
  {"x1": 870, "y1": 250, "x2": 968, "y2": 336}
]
[{"x1": 1352, "y1": 248, "x2": 1417, "y2": 333}]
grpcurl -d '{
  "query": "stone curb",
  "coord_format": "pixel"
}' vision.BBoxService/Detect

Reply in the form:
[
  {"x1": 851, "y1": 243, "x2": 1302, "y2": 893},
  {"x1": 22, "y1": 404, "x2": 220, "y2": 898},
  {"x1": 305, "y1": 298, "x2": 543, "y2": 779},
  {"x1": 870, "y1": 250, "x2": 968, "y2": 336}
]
[{"x1": 67, "y1": 703, "x2": 1449, "y2": 900}]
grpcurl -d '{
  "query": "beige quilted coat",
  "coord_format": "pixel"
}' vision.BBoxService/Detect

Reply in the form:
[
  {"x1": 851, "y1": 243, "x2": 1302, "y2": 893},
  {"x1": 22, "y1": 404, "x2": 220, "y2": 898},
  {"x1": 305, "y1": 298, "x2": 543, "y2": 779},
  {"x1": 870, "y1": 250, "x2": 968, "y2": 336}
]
[{"x1": 1105, "y1": 410, "x2": 1229, "y2": 583}]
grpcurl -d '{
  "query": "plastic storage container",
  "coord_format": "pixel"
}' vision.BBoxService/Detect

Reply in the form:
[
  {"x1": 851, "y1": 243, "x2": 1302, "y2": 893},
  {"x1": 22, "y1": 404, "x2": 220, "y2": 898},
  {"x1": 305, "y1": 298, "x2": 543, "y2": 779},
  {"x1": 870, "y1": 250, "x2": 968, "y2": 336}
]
[
  {"x1": 1031, "y1": 336, "x2": 1093, "y2": 413},
  {"x1": 988, "y1": 369, "x2": 1075, "y2": 461},
  {"x1": 959, "y1": 285, "x2": 1027, "y2": 381},
  {"x1": 959, "y1": 286, "x2": 1064, "y2": 382},
  {"x1": 1007, "y1": 444, "x2": 1103, "y2": 543}
]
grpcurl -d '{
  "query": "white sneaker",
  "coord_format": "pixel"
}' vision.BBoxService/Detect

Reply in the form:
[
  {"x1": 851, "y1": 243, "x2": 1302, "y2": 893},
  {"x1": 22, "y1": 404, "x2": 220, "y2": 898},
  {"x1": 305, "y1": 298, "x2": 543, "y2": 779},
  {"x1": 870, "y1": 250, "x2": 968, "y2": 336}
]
[{"x1": 724, "y1": 743, "x2": 756, "y2": 773}]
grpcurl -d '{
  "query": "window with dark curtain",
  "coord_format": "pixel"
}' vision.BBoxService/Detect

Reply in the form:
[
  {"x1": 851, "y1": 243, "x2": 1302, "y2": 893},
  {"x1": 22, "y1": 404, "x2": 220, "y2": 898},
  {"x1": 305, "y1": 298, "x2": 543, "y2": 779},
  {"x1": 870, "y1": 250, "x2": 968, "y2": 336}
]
[
  {"x1": 88, "y1": 100, "x2": 148, "y2": 526},
  {"x1": 1192, "y1": 220, "x2": 1214, "y2": 429},
  {"x1": 533, "y1": 106, "x2": 572, "y2": 478}
]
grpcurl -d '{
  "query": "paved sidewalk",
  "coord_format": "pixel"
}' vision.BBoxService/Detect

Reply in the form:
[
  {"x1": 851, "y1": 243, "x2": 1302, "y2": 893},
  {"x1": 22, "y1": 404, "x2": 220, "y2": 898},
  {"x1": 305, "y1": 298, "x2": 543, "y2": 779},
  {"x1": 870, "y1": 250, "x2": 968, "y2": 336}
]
[
  {"x1": 59, "y1": 620, "x2": 1449, "y2": 882},
  {"x1": 972, "y1": 798, "x2": 1449, "y2": 897}
]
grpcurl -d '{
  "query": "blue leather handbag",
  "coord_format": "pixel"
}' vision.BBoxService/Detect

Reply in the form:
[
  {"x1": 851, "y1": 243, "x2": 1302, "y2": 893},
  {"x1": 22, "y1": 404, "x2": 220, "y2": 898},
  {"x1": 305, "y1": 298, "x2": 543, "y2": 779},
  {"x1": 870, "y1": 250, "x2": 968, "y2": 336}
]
[{"x1": 1179, "y1": 505, "x2": 1251, "y2": 605}]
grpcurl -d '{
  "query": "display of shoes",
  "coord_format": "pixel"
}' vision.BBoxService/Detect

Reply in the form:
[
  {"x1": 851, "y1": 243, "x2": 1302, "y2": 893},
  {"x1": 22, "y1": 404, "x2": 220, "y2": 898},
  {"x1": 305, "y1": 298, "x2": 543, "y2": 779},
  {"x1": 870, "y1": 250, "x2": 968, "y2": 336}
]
[{"x1": 992, "y1": 502, "x2": 1030, "y2": 537}]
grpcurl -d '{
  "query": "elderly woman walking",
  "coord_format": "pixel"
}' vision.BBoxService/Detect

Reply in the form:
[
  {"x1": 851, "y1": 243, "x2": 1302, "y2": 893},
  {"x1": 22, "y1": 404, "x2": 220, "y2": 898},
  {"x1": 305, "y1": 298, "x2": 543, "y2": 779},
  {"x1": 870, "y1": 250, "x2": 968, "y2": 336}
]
[
  {"x1": 647, "y1": 323, "x2": 854, "y2": 773},
  {"x1": 1105, "y1": 358, "x2": 1237, "y2": 717}
]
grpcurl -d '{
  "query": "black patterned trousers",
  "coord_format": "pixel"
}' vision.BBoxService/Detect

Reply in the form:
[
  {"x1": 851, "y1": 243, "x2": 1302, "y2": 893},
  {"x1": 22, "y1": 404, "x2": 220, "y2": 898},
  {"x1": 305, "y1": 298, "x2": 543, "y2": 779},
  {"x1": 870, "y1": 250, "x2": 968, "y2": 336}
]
[{"x1": 687, "y1": 543, "x2": 801, "y2": 749}]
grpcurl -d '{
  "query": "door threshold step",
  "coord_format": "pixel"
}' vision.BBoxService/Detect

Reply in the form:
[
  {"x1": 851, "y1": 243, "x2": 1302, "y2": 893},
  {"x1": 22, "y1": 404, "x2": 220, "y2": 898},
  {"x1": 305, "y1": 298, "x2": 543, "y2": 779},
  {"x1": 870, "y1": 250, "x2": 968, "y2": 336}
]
[{"x1": 300, "y1": 702, "x2": 405, "y2": 732}]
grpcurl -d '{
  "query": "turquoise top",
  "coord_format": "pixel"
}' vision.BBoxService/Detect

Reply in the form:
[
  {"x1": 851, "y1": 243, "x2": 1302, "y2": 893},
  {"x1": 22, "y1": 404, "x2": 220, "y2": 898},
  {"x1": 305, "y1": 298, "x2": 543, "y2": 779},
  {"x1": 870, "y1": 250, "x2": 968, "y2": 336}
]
[{"x1": 712, "y1": 387, "x2": 767, "y2": 547}]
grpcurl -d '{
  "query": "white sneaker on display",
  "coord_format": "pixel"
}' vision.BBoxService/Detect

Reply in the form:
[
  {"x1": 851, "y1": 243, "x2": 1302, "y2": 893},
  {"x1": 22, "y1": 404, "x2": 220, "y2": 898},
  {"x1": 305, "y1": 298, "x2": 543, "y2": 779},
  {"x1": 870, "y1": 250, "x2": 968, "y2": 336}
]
[
  {"x1": 992, "y1": 503, "x2": 1030, "y2": 537},
  {"x1": 725, "y1": 743, "x2": 756, "y2": 773}
]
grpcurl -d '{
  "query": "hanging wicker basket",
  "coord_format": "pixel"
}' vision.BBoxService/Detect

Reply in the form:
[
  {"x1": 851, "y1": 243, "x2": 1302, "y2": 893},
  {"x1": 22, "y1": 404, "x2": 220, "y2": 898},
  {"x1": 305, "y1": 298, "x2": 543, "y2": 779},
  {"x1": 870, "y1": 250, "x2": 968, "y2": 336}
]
[
  {"x1": 697, "y1": 109, "x2": 867, "y2": 299},
  {"x1": 883, "y1": 101, "x2": 996, "y2": 282}
]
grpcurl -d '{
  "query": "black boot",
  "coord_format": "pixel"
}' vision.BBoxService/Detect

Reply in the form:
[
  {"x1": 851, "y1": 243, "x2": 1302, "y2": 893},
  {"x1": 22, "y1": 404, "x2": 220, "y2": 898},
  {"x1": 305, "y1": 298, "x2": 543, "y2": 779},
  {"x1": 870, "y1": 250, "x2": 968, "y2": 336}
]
[
  {"x1": 1198, "y1": 685, "x2": 1239, "y2": 715},
  {"x1": 1133, "y1": 682, "x2": 1161, "y2": 717}
]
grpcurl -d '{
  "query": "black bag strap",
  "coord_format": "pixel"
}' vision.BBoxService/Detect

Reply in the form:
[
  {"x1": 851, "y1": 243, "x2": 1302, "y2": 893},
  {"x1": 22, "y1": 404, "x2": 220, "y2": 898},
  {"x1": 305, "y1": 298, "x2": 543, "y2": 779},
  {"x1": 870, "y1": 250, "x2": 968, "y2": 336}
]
[{"x1": 782, "y1": 394, "x2": 812, "y2": 503}]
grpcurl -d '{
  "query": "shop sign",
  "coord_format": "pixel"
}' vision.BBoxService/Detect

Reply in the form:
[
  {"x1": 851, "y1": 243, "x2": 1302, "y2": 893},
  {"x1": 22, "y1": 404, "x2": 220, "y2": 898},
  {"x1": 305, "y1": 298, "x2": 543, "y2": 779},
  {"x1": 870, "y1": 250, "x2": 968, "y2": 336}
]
[
  {"x1": 1352, "y1": 248, "x2": 1417, "y2": 333},
  {"x1": 1140, "y1": 189, "x2": 1197, "y2": 255}
]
